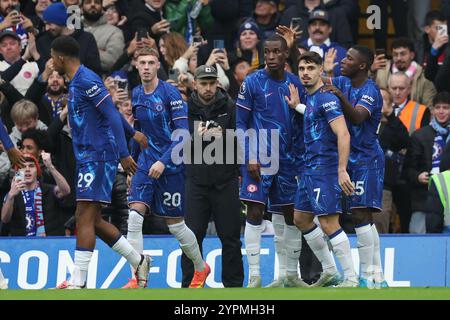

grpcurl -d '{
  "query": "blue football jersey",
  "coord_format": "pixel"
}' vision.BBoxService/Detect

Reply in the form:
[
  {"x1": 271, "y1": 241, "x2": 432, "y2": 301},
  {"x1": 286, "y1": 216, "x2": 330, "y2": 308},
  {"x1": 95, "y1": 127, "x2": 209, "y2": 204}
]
[
  {"x1": 68, "y1": 65, "x2": 121, "y2": 163},
  {"x1": 236, "y1": 69, "x2": 303, "y2": 174},
  {"x1": 131, "y1": 80, "x2": 188, "y2": 175},
  {"x1": 303, "y1": 88, "x2": 344, "y2": 175},
  {"x1": 332, "y1": 76, "x2": 384, "y2": 169}
]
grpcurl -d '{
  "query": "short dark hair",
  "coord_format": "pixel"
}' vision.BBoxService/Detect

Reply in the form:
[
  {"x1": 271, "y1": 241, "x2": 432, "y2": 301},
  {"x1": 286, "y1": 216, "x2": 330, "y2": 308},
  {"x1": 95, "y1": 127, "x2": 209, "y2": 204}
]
[
  {"x1": 391, "y1": 37, "x2": 415, "y2": 53},
  {"x1": 351, "y1": 45, "x2": 374, "y2": 70},
  {"x1": 425, "y1": 10, "x2": 447, "y2": 27},
  {"x1": 433, "y1": 91, "x2": 450, "y2": 106},
  {"x1": 298, "y1": 51, "x2": 323, "y2": 66},
  {"x1": 264, "y1": 34, "x2": 288, "y2": 50},
  {"x1": 51, "y1": 36, "x2": 80, "y2": 58},
  {"x1": 19, "y1": 128, "x2": 51, "y2": 152}
]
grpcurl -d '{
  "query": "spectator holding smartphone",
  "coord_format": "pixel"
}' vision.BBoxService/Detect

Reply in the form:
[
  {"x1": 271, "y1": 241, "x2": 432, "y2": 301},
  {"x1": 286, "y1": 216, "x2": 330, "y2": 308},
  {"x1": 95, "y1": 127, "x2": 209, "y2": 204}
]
[
  {"x1": 1, "y1": 153, "x2": 70, "y2": 236},
  {"x1": 422, "y1": 11, "x2": 449, "y2": 82},
  {"x1": 0, "y1": 0, "x2": 34, "y2": 48}
]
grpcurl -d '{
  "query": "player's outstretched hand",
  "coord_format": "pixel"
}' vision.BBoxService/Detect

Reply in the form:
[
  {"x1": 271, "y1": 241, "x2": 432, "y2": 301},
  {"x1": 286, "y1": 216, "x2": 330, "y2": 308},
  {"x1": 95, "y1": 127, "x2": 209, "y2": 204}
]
[
  {"x1": 338, "y1": 169, "x2": 354, "y2": 196},
  {"x1": 276, "y1": 25, "x2": 297, "y2": 49},
  {"x1": 120, "y1": 156, "x2": 137, "y2": 176},
  {"x1": 285, "y1": 83, "x2": 300, "y2": 109},
  {"x1": 133, "y1": 131, "x2": 148, "y2": 149},
  {"x1": 247, "y1": 161, "x2": 261, "y2": 182},
  {"x1": 7, "y1": 147, "x2": 26, "y2": 169},
  {"x1": 149, "y1": 161, "x2": 165, "y2": 179}
]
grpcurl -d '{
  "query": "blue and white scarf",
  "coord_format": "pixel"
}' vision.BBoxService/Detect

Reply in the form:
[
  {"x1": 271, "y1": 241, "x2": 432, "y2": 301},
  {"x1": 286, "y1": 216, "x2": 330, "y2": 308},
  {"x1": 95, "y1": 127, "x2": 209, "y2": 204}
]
[
  {"x1": 430, "y1": 117, "x2": 450, "y2": 174},
  {"x1": 22, "y1": 184, "x2": 45, "y2": 237}
]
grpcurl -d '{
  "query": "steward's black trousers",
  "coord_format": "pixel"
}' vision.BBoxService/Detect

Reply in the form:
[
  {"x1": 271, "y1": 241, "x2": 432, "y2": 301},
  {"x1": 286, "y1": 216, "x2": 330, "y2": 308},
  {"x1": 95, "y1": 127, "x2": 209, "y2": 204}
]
[{"x1": 181, "y1": 177, "x2": 244, "y2": 287}]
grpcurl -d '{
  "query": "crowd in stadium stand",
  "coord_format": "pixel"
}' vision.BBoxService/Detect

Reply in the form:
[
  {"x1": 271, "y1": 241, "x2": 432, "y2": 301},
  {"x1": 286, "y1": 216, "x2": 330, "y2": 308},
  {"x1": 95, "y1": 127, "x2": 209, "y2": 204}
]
[{"x1": 0, "y1": 0, "x2": 449, "y2": 239}]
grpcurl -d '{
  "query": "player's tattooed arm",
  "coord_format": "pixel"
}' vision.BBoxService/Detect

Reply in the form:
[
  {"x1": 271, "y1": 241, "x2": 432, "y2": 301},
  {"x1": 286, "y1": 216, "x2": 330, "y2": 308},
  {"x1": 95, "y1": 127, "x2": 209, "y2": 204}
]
[{"x1": 321, "y1": 85, "x2": 370, "y2": 125}]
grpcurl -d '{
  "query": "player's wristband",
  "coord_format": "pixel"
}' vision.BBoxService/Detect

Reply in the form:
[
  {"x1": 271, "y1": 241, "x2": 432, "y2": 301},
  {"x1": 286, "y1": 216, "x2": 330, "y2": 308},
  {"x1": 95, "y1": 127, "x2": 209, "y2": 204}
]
[{"x1": 295, "y1": 103, "x2": 306, "y2": 114}]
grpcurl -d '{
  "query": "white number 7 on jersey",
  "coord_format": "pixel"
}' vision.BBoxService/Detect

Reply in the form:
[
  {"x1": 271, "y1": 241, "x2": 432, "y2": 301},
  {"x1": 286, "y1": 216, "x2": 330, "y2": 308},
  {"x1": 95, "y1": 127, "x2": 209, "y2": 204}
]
[{"x1": 313, "y1": 188, "x2": 321, "y2": 202}]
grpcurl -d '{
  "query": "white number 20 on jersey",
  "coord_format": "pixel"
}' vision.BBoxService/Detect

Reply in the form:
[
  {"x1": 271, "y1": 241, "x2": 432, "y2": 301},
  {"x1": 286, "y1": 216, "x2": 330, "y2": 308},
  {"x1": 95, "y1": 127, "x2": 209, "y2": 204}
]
[
  {"x1": 163, "y1": 192, "x2": 181, "y2": 207},
  {"x1": 78, "y1": 173, "x2": 94, "y2": 188}
]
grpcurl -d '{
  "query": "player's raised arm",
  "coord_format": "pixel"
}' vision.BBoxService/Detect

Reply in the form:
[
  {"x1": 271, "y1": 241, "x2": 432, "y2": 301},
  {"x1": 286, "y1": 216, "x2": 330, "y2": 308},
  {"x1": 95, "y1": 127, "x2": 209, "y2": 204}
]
[{"x1": 322, "y1": 84, "x2": 370, "y2": 125}]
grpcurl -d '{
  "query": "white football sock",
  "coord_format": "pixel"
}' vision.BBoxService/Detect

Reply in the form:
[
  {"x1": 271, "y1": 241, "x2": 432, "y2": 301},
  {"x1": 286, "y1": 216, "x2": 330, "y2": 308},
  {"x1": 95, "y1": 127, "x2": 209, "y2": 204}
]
[
  {"x1": 111, "y1": 236, "x2": 142, "y2": 269},
  {"x1": 271, "y1": 214, "x2": 287, "y2": 279},
  {"x1": 245, "y1": 221, "x2": 264, "y2": 277},
  {"x1": 304, "y1": 225, "x2": 337, "y2": 274},
  {"x1": 126, "y1": 209, "x2": 144, "y2": 278},
  {"x1": 73, "y1": 249, "x2": 93, "y2": 286},
  {"x1": 168, "y1": 221, "x2": 204, "y2": 271},
  {"x1": 371, "y1": 224, "x2": 385, "y2": 282},
  {"x1": 355, "y1": 224, "x2": 374, "y2": 279},
  {"x1": 127, "y1": 209, "x2": 144, "y2": 254},
  {"x1": 329, "y1": 230, "x2": 357, "y2": 282},
  {"x1": 284, "y1": 224, "x2": 302, "y2": 277},
  {"x1": 127, "y1": 209, "x2": 144, "y2": 279}
]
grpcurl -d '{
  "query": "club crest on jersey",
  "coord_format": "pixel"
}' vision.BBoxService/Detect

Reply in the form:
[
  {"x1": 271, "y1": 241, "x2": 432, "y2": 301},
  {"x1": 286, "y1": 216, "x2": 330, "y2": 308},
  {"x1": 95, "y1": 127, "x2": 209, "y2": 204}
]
[
  {"x1": 153, "y1": 103, "x2": 164, "y2": 112},
  {"x1": 247, "y1": 184, "x2": 258, "y2": 193}
]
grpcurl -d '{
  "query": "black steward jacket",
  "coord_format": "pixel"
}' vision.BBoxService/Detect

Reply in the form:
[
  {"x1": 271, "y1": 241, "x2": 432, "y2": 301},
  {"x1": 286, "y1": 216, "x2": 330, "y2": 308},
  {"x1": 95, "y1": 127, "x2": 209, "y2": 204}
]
[{"x1": 185, "y1": 89, "x2": 239, "y2": 189}]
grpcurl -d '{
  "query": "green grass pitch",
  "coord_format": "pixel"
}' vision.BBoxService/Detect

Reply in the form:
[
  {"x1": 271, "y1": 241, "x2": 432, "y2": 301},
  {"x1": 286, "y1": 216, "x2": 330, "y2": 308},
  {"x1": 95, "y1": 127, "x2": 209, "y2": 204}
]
[{"x1": 1, "y1": 287, "x2": 450, "y2": 300}]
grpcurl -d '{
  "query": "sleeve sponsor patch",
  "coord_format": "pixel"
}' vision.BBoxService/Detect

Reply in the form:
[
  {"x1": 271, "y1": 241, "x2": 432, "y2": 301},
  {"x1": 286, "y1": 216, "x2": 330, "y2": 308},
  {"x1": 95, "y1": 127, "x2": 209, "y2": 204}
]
[
  {"x1": 361, "y1": 94, "x2": 375, "y2": 105},
  {"x1": 321, "y1": 100, "x2": 339, "y2": 113},
  {"x1": 85, "y1": 84, "x2": 101, "y2": 98}
]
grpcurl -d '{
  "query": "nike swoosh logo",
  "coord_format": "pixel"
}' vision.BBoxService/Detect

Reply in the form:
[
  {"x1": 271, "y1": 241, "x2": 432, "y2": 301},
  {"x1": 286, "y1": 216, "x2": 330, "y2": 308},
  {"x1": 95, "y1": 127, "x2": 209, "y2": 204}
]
[
  {"x1": 250, "y1": 253, "x2": 259, "y2": 256},
  {"x1": 265, "y1": 93, "x2": 273, "y2": 98},
  {"x1": 294, "y1": 250, "x2": 301, "y2": 253}
]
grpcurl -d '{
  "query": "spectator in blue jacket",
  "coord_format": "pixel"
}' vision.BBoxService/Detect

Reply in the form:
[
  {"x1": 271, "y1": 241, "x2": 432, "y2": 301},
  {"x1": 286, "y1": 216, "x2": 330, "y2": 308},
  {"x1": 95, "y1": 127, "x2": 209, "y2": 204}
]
[{"x1": 300, "y1": 9, "x2": 346, "y2": 77}]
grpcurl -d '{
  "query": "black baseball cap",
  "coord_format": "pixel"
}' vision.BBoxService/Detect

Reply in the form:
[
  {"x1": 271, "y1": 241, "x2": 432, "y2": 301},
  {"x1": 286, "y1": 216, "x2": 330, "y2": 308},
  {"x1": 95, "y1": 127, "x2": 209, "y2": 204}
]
[
  {"x1": 308, "y1": 9, "x2": 330, "y2": 24},
  {"x1": 195, "y1": 65, "x2": 218, "y2": 79},
  {"x1": 0, "y1": 30, "x2": 20, "y2": 42}
]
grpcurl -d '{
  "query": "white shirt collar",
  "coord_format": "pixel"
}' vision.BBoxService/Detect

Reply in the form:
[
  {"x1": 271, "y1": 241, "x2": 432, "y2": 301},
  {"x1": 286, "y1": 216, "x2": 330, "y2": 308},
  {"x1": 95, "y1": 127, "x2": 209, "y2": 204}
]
[{"x1": 307, "y1": 38, "x2": 331, "y2": 47}]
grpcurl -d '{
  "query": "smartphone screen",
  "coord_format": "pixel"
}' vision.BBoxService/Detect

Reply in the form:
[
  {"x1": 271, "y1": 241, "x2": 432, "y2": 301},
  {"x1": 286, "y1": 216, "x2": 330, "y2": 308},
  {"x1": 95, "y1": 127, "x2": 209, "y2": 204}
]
[
  {"x1": 137, "y1": 28, "x2": 147, "y2": 41},
  {"x1": 214, "y1": 39, "x2": 225, "y2": 51},
  {"x1": 169, "y1": 69, "x2": 180, "y2": 82},
  {"x1": 375, "y1": 48, "x2": 385, "y2": 56},
  {"x1": 117, "y1": 80, "x2": 128, "y2": 91},
  {"x1": 290, "y1": 17, "x2": 303, "y2": 30},
  {"x1": 438, "y1": 24, "x2": 448, "y2": 36},
  {"x1": 192, "y1": 35, "x2": 203, "y2": 45}
]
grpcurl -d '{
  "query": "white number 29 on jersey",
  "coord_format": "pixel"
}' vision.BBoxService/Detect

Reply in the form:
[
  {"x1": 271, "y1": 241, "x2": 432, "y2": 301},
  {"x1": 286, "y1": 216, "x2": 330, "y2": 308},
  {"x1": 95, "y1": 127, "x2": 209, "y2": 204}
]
[
  {"x1": 163, "y1": 192, "x2": 181, "y2": 207},
  {"x1": 78, "y1": 173, "x2": 94, "y2": 188}
]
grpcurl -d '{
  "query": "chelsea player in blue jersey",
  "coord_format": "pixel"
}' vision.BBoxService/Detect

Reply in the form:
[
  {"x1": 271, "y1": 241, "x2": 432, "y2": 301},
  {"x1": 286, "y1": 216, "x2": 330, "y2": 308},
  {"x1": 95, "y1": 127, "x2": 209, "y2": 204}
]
[
  {"x1": 124, "y1": 47, "x2": 210, "y2": 289},
  {"x1": 323, "y1": 45, "x2": 388, "y2": 288},
  {"x1": 50, "y1": 36, "x2": 151, "y2": 289},
  {"x1": 236, "y1": 35, "x2": 307, "y2": 288},
  {"x1": 286, "y1": 52, "x2": 358, "y2": 287}
]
